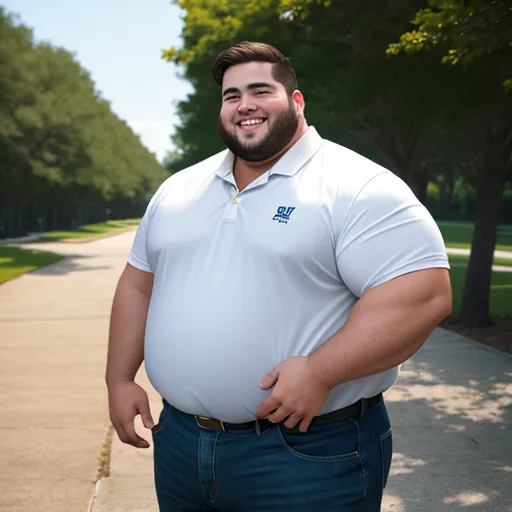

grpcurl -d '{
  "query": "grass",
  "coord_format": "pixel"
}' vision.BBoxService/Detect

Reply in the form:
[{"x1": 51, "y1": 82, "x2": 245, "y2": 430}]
[
  {"x1": 448, "y1": 254, "x2": 512, "y2": 267},
  {"x1": 39, "y1": 219, "x2": 140, "y2": 243},
  {"x1": 439, "y1": 223, "x2": 512, "y2": 251},
  {"x1": 448, "y1": 261, "x2": 512, "y2": 317},
  {"x1": 0, "y1": 246, "x2": 65, "y2": 285},
  {"x1": 0, "y1": 218, "x2": 140, "y2": 284}
]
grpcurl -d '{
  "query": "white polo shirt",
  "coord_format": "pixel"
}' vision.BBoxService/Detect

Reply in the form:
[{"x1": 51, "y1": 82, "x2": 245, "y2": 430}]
[{"x1": 128, "y1": 126, "x2": 449, "y2": 423}]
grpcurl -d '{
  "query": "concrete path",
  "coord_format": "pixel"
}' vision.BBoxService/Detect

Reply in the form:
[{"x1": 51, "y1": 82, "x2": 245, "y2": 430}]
[
  {"x1": 1, "y1": 230, "x2": 511, "y2": 511},
  {"x1": 445, "y1": 247, "x2": 512, "y2": 260},
  {"x1": 383, "y1": 330, "x2": 512, "y2": 511},
  {"x1": 445, "y1": 248, "x2": 512, "y2": 273},
  {"x1": 0, "y1": 231, "x2": 161, "y2": 512}
]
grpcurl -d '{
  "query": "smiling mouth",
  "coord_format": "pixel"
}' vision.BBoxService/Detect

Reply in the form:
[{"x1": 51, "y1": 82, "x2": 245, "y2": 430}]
[{"x1": 237, "y1": 118, "x2": 267, "y2": 130}]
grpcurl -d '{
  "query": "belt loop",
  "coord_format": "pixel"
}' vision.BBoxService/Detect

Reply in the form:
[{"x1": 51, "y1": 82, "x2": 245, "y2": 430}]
[
  {"x1": 359, "y1": 398, "x2": 369, "y2": 419},
  {"x1": 255, "y1": 419, "x2": 262, "y2": 436}
]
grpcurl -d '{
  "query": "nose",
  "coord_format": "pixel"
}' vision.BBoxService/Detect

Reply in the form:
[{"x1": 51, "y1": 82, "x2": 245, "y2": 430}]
[{"x1": 237, "y1": 95, "x2": 257, "y2": 114}]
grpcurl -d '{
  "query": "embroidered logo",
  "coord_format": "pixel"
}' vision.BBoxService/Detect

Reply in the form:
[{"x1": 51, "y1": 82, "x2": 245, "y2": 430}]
[{"x1": 272, "y1": 206, "x2": 295, "y2": 223}]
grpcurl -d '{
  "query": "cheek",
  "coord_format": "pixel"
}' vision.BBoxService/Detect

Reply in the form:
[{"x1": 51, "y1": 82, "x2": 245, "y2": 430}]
[
  {"x1": 264, "y1": 99, "x2": 290, "y2": 115},
  {"x1": 220, "y1": 106, "x2": 235, "y2": 124}
]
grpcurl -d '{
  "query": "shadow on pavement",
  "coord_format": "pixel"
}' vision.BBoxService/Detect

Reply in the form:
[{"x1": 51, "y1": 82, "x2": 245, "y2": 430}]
[
  {"x1": 384, "y1": 331, "x2": 512, "y2": 512},
  {"x1": 32, "y1": 255, "x2": 114, "y2": 275}
]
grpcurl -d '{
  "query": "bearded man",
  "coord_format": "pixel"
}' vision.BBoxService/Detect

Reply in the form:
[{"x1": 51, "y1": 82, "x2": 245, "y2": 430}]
[{"x1": 106, "y1": 41, "x2": 452, "y2": 512}]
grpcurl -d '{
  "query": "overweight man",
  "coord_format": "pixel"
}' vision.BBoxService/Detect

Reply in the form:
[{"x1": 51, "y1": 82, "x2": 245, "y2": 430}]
[{"x1": 106, "y1": 41, "x2": 452, "y2": 511}]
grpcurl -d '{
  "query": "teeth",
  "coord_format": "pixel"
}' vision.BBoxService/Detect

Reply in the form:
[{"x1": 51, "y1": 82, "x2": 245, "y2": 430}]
[{"x1": 240, "y1": 119, "x2": 264, "y2": 126}]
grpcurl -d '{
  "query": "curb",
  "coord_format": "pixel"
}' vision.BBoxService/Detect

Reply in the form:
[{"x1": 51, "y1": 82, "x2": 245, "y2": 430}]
[
  {"x1": 87, "y1": 424, "x2": 115, "y2": 512},
  {"x1": 87, "y1": 480, "x2": 102, "y2": 512}
]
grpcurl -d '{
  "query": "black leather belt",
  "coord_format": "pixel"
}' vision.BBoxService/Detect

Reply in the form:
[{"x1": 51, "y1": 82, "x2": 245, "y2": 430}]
[{"x1": 194, "y1": 392, "x2": 383, "y2": 432}]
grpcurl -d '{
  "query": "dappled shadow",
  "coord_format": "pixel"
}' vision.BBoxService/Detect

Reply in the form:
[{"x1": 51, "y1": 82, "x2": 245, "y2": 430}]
[
  {"x1": 383, "y1": 329, "x2": 512, "y2": 511},
  {"x1": 31, "y1": 255, "x2": 114, "y2": 275}
]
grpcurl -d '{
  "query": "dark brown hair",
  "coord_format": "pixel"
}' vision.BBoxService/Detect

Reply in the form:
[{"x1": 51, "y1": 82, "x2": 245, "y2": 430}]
[{"x1": 212, "y1": 41, "x2": 297, "y2": 96}]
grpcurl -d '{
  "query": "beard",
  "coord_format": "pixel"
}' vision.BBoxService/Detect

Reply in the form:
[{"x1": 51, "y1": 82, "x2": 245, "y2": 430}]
[{"x1": 217, "y1": 101, "x2": 299, "y2": 162}]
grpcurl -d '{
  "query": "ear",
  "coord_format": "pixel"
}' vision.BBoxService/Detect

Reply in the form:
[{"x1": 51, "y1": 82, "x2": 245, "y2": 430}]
[{"x1": 292, "y1": 90, "x2": 305, "y2": 115}]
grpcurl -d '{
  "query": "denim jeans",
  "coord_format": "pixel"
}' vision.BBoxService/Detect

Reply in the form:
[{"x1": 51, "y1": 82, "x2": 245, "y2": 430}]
[{"x1": 152, "y1": 398, "x2": 392, "y2": 512}]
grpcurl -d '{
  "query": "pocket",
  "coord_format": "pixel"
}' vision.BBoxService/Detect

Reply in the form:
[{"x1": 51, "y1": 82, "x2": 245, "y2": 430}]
[
  {"x1": 152, "y1": 402, "x2": 171, "y2": 436},
  {"x1": 277, "y1": 419, "x2": 360, "y2": 462},
  {"x1": 380, "y1": 427, "x2": 393, "y2": 488}
]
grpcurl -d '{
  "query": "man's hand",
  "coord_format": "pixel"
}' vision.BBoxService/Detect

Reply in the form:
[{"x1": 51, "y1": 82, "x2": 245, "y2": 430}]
[
  {"x1": 108, "y1": 381, "x2": 155, "y2": 448},
  {"x1": 255, "y1": 356, "x2": 331, "y2": 433}
]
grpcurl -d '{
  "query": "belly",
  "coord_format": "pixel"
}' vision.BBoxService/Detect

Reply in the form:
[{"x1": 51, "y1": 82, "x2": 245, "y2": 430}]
[{"x1": 144, "y1": 303, "x2": 279, "y2": 423}]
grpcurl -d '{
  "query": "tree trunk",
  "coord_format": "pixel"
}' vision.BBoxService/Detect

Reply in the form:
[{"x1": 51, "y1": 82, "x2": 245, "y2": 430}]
[
  {"x1": 52, "y1": 203, "x2": 59, "y2": 231},
  {"x1": 374, "y1": 127, "x2": 421, "y2": 197},
  {"x1": 447, "y1": 169, "x2": 456, "y2": 207},
  {"x1": 411, "y1": 165, "x2": 428, "y2": 205},
  {"x1": 458, "y1": 122, "x2": 512, "y2": 327}
]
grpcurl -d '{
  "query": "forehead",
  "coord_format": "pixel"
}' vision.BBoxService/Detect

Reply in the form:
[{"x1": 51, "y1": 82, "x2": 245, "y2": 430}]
[{"x1": 222, "y1": 61, "x2": 280, "y2": 90}]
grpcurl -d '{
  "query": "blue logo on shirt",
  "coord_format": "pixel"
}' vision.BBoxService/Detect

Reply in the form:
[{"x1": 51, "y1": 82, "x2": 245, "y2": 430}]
[{"x1": 273, "y1": 206, "x2": 295, "y2": 223}]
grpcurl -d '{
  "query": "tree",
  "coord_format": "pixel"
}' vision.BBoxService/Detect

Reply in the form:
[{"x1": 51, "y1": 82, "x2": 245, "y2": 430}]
[
  {"x1": 163, "y1": 0, "x2": 511, "y2": 328},
  {"x1": 164, "y1": 0, "x2": 459, "y2": 204},
  {"x1": 387, "y1": 0, "x2": 512, "y2": 91},
  {"x1": 388, "y1": 0, "x2": 512, "y2": 327},
  {"x1": 0, "y1": 7, "x2": 168, "y2": 238}
]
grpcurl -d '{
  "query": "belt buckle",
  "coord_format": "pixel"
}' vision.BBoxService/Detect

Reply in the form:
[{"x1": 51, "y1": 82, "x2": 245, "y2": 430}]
[{"x1": 195, "y1": 415, "x2": 226, "y2": 432}]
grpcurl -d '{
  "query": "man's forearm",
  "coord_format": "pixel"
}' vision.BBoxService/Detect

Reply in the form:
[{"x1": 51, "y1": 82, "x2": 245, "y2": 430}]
[
  {"x1": 106, "y1": 278, "x2": 152, "y2": 387},
  {"x1": 308, "y1": 269, "x2": 452, "y2": 389}
]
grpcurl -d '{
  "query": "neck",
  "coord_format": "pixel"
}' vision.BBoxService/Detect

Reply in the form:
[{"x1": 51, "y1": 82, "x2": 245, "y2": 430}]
[{"x1": 234, "y1": 121, "x2": 308, "y2": 190}]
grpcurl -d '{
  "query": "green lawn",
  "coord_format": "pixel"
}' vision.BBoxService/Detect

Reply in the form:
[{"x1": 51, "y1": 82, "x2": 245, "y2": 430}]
[
  {"x1": 0, "y1": 218, "x2": 140, "y2": 284},
  {"x1": 448, "y1": 253, "x2": 512, "y2": 267},
  {"x1": 0, "y1": 246, "x2": 65, "y2": 285},
  {"x1": 39, "y1": 219, "x2": 140, "y2": 243},
  {"x1": 447, "y1": 255, "x2": 512, "y2": 316},
  {"x1": 439, "y1": 222, "x2": 512, "y2": 251}
]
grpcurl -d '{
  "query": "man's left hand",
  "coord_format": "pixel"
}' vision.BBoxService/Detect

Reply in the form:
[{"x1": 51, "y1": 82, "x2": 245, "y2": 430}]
[{"x1": 256, "y1": 356, "x2": 331, "y2": 432}]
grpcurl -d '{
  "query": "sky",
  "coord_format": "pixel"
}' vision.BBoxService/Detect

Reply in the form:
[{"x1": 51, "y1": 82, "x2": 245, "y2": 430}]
[{"x1": 3, "y1": 0, "x2": 193, "y2": 162}]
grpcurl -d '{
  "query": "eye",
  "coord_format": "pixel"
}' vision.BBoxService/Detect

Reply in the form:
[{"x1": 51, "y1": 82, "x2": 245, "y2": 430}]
[
  {"x1": 225, "y1": 95, "x2": 239, "y2": 101},
  {"x1": 255, "y1": 91, "x2": 268, "y2": 95}
]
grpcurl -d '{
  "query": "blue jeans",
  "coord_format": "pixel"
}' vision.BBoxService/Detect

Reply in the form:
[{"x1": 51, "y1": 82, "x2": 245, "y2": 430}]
[{"x1": 152, "y1": 398, "x2": 392, "y2": 511}]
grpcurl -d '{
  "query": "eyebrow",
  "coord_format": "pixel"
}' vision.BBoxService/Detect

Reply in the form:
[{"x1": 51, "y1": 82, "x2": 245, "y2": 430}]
[{"x1": 222, "y1": 82, "x2": 276, "y2": 97}]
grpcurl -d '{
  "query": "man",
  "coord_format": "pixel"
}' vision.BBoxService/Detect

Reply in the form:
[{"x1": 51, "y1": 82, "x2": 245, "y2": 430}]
[{"x1": 106, "y1": 41, "x2": 452, "y2": 511}]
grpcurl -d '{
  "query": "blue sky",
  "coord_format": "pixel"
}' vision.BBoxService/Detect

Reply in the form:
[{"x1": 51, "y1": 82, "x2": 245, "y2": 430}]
[{"x1": 3, "y1": 0, "x2": 193, "y2": 162}]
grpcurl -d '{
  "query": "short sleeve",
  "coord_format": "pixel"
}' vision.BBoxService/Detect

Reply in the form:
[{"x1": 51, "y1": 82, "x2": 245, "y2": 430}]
[
  {"x1": 127, "y1": 178, "x2": 170, "y2": 274},
  {"x1": 127, "y1": 209, "x2": 153, "y2": 273},
  {"x1": 335, "y1": 172, "x2": 449, "y2": 297}
]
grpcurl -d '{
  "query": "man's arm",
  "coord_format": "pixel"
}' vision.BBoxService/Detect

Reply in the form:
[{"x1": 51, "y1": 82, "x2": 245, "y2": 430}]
[
  {"x1": 106, "y1": 263, "x2": 155, "y2": 448},
  {"x1": 308, "y1": 267, "x2": 452, "y2": 388},
  {"x1": 256, "y1": 171, "x2": 452, "y2": 431},
  {"x1": 256, "y1": 268, "x2": 452, "y2": 431}
]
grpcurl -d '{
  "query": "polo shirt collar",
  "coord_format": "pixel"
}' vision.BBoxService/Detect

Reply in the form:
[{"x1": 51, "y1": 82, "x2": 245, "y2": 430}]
[
  {"x1": 270, "y1": 126, "x2": 323, "y2": 176},
  {"x1": 214, "y1": 126, "x2": 323, "y2": 180}
]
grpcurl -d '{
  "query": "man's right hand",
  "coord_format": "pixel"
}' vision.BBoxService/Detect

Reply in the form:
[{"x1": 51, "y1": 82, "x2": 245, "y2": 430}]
[{"x1": 107, "y1": 381, "x2": 155, "y2": 448}]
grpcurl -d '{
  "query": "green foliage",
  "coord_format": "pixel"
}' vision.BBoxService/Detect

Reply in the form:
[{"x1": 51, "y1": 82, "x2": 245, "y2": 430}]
[
  {"x1": 0, "y1": 7, "x2": 168, "y2": 237},
  {"x1": 162, "y1": 0, "x2": 512, "y2": 327},
  {"x1": 427, "y1": 181, "x2": 441, "y2": 200},
  {"x1": 387, "y1": 0, "x2": 512, "y2": 90},
  {"x1": 163, "y1": 0, "x2": 458, "y2": 183}
]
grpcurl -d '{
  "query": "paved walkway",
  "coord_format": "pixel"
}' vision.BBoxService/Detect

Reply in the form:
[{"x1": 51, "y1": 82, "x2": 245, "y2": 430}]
[
  {"x1": 445, "y1": 247, "x2": 512, "y2": 273},
  {"x1": 445, "y1": 247, "x2": 512, "y2": 259},
  {"x1": 0, "y1": 231, "x2": 511, "y2": 511}
]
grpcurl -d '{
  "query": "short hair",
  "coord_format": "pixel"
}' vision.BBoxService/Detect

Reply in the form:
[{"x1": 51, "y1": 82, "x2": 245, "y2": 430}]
[{"x1": 212, "y1": 41, "x2": 297, "y2": 96}]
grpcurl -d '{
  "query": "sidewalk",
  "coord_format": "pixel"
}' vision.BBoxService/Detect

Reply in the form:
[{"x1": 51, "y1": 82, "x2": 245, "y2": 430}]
[
  {"x1": 95, "y1": 329, "x2": 512, "y2": 512},
  {"x1": 0, "y1": 230, "x2": 161, "y2": 512},
  {"x1": 1, "y1": 230, "x2": 511, "y2": 511}
]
